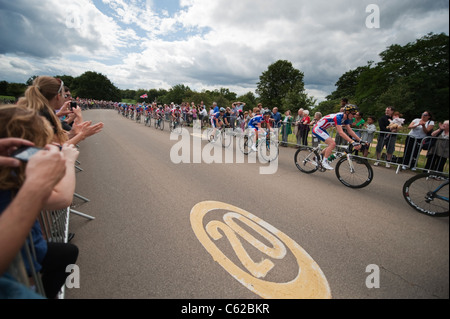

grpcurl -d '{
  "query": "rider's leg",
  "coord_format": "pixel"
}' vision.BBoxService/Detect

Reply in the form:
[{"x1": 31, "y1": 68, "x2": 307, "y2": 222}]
[{"x1": 322, "y1": 137, "x2": 336, "y2": 159}]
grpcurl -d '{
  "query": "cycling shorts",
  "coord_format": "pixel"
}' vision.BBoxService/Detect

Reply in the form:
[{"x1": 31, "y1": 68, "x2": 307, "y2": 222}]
[{"x1": 312, "y1": 126, "x2": 330, "y2": 142}]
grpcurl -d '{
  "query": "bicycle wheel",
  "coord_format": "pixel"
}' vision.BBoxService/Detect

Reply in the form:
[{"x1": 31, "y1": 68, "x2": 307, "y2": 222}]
[
  {"x1": 294, "y1": 147, "x2": 319, "y2": 174},
  {"x1": 259, "y1": 139, "x2": 279, "y2": 162},
  {"x1": 335, "y1": 157, "x2": 373, "y2": 188},
  {"x1": 222, "y1": 129, "x2": 232, "y2": 148},
  {"x1": 160, "y1": 119, "x2": 164, "y2": 131},
  {"x1": 402, "y1": 173, "x2": 449, "y2": 217},
  {"x1": 238, "y1": 133, "x2": 254, "y2": 155}
]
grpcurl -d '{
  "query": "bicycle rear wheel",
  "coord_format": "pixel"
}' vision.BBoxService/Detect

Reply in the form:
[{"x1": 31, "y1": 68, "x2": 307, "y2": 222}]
[
  {"x1": 160, "y1": 119, "x2": 164, "y2": 131},
  {"x1": 238, "y1": 133, "x2": 254, "y2": 155},
  {"x1": 259, "y1": 139, "x2": 279, "y2": 162},
  {"x1": 294, "y1": 147, "x2": 319, "y2": 174},
  {"x1": 335, "y1": 157, "x2": 373, "y2": 188},
  {"x1": 402, "y1": 173, "x2": 449, "y2": 217},
  {"x1": 222, "y1": 129, "x2": 232, "y2": 148}
]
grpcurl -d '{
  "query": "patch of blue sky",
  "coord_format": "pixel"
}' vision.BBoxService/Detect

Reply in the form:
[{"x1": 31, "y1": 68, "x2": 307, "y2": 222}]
[
  {"x1": 151, "y1": 0, "x2": 181, "y2": 17},
  {"x1": 160, "y1": 24, "x2": 212, "y2": 42}
]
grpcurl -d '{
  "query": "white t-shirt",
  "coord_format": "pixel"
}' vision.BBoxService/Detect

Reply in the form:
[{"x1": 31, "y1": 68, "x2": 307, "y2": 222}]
[{"x1": 408, "y1": 119, "x2": 434, "y2": 139}]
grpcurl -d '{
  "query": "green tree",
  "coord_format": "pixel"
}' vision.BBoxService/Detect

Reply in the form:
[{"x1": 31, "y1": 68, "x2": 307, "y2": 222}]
[
  {"x1": 160, "y1": 84, "x2": 191, "y2": 105},
  {"x1": 327, "y1": 33, "x2": 449, "y2": 122},
  {"x1": 72, "y1": 71, "x2": 120, "y2": 101},
  {"x1": 256, "y1": 60, "x2": 309, "y2": 113}
]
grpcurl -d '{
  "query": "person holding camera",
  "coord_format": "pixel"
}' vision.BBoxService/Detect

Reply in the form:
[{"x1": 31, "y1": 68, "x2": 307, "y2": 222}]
[{"x1": 17, "y1": 76, "x2": 104, "y2": 146}]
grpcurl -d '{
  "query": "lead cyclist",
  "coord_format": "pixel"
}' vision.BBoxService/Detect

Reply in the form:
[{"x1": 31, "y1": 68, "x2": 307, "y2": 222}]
[{"x1": 312, "y1": 104, "x2": 362, "y2": 170}]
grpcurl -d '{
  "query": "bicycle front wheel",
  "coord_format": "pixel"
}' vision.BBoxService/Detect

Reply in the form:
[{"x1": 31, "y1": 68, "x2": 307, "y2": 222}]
[
  {"x1": 294, "y1": 147, "x2": 319, "y2": 174},
  {"x1": 335, "y1": 157, "x2": 373, "y2": 188},
  {"x1": 402, "y1": 173, "x2": 449, "y2": 217},
  {"x1": 160, "y1": 119, "x2": 164, "y2": 131}
]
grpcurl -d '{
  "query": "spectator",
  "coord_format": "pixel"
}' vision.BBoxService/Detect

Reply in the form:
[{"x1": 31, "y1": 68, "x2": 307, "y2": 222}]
[
  {"x1": 402, "y1": 111, "x2": 435, "y2": 170},
  {"x1": 424, "y1": 120, "x2": 449, "y2": 172},
  {"x1": 236, "y1": 110, "x2": 246, "y2": 133},
  {"x1": 199, "y1": 105, "x2": 208, "y2": 128},
  {"x1": 374, "y1": 106, "x2": 397, "y2": 168},
  {"x1": 17, "y1": 76, "x2": 104, "y2": 146},
  {"x1": 360, "y1": 116, "x2": 377, "y2": 157},
  {"x1": 351, "y1": 111, "x2": 365, "y2": 138},
  {"x1": 310, "y1": 112, "x2": 322, "y2": 147},
  {"x1": 280, "y1": 110, "x2": 293, "y2": 147},
  {"x1": 0, "y1": 105, "x2": 79, "y2": 298},
  {"x1": 213, "y1": 102, "x2": 219, "y2": 113},
  {"x1": 294, "y1": 108, "x2": 304, "y2": 147},
  {"x1": 271, "y1": 107, "x2": 282, "y2": 129},
  {"x1": 300, "y1": 110, "x2": 311, "y2": 146},
  {"x1": 1, "y1": 137, "x2": 66, "y2": 299}
]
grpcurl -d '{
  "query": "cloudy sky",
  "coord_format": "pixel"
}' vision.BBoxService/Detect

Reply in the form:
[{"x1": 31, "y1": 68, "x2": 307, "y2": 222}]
[{"x1": 0, "y1": 0, "x2": 448, "y2": 102}]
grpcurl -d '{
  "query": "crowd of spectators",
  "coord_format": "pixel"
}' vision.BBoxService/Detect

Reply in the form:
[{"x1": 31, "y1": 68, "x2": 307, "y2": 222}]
[{"x1": 0, "y1": 76, "x2": 103, "y2": 298}]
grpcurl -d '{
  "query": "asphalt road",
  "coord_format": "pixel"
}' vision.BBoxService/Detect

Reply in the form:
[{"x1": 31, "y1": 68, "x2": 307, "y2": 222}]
[{"x1": 66, "y1": 109, "x2": 448, "y2": 299}]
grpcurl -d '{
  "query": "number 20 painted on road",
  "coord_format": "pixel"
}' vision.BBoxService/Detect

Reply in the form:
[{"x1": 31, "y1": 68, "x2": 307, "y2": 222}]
[{"x1": 190, "y1": 201, "x2": 331, "y2": 299}]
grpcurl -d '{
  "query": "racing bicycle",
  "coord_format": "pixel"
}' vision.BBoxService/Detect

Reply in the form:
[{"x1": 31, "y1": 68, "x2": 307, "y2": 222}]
[
  {"x1": 170, "y1": 117, "x2": 183, "y2": 134},
  {"x1": 294, "y1": 142, "x2": 373, "y2": 188},
  {"x1": 238, "y1": 130, "x2": 279, "y2": 162},
  {"x1": 154, "y1": 115, "x2": 165, "y2": 130},
  {"x1": 206, "y1": 125, "x2": 233, "y2": 149},
  {"x1": 402, "y1": 172, "x2": 449, "y2": 217}
]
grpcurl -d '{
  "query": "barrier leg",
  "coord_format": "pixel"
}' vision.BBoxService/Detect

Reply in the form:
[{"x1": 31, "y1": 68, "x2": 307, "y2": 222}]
[
  {"x1": 74, "y1": 193, "x2": 90, "y2": 202},
  {"x1": 70, "y1": 209, "x2": 95, "y2": 220}
]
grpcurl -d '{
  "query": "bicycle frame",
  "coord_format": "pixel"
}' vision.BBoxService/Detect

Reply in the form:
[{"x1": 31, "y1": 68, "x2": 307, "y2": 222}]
[{"x1": 427, "y1": 179, "x2": 449, "y2": 203}]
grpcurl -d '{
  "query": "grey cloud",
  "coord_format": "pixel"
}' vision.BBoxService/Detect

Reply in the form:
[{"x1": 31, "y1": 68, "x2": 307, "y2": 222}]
[{"x1": 0, "y1": 0, "x2": 102, "y2": 58}]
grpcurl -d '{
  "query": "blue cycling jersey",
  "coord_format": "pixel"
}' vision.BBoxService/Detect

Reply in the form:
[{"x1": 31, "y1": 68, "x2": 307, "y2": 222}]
[{"x1": 248, "y1": 115, "x2": 264, "y2": 128}]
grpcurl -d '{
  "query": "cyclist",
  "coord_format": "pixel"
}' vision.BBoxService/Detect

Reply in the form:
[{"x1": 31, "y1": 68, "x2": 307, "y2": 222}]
[
  {"x1": 312, "y1": 104, "x2": 362, "y2": 170},
  {"x1": 156, "y1": 106, "x2": 164, "y2": 125},
  {"x1": 247, "y1": 109, "x2": 273, "y2": 152},
  {"x1": 171, "y1": 105, "x2": 182, "y2": 129},
  {"x1": 210, "y1": 107, "x2": 226, "y2": 140}
]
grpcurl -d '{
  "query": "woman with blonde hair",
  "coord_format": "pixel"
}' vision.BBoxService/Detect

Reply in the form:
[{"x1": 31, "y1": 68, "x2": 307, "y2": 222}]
[
  {"x1": 17, "y1": 76, "x2": 103, "y2": 145},
  {"x1": 0, "y1": 104, "x2": 79, "y2": 298}
]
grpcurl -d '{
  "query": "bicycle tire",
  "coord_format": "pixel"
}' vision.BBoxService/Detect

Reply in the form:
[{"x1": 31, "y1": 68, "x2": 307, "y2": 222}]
[
  {"x1": 259, "y1": 139, "x2": 279, "y2": 162},
  {"x1": 402, "y1": 173, "x2": 449, "y2": 217},
  {"x1": 222, "y1": 129, "x2": 232, "y2": 148},
  {"x1": 238, "y1": 134, "x2": 254, "y2": 155},
  {"x1": 160, "y1": 119, "x2": 164, "y2": 131},
  {"x1": 335, "y1": 157, "x2": 373, "y2": 188},
  {"x1": 294, "y1": 147, "x2": 319, "y2": 174}
]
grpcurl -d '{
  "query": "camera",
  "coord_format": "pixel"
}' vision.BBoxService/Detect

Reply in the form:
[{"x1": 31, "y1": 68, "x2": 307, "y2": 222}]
[
  {"x1": 10, "y1": 146, "x2": 43, "y2": 162},
  {"x1": 70, "y1": 101, "x2": 77, "y2": 110}
]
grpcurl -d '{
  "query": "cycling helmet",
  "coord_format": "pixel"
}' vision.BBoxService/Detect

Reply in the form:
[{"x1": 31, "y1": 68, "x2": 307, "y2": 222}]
[
  {"x1": 263, "y1": 110, "x2": 272, "y2": 116},
  {"x1": 344, "y1": 104, "x2": 358, "y2": 114},
  {"x1": 219, "y1": 107, "x2": 226, "y2": 112}
]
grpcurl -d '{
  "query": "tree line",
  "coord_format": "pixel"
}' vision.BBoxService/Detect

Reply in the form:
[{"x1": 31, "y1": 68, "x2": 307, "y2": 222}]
[{"x1": 1, "y1": 33, "x2": 448, "y2": 122}]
